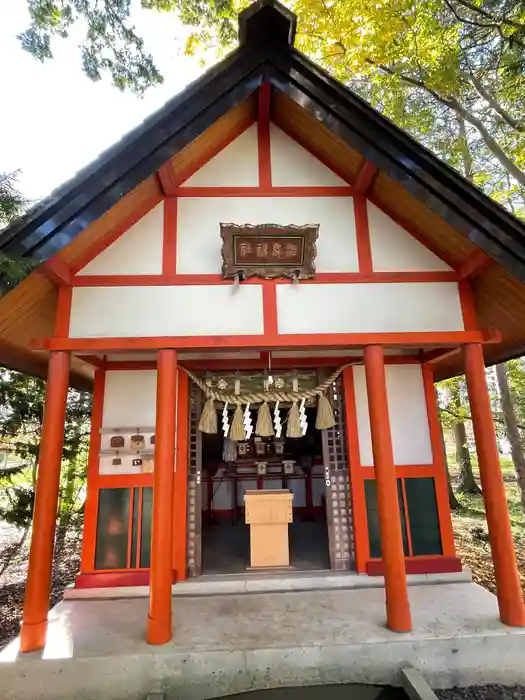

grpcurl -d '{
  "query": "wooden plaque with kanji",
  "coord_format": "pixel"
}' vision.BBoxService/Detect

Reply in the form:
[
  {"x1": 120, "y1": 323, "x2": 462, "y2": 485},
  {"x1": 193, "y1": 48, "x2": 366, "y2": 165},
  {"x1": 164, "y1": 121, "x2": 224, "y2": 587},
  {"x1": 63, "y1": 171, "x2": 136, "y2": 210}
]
[{"x1": 220, "y1": 223, "x2": 318, "y2": 280}]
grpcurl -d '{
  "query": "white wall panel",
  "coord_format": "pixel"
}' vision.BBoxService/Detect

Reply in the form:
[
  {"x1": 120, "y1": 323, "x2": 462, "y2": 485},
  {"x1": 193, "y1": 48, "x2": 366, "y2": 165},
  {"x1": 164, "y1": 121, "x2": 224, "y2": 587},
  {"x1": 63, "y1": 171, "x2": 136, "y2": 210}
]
[
  {"x1": 270, "y1": 125, "x2": 347, "y2": 187},
  {"x1": 78, "y1": 203, "x2": 164, "y2": 276},
  {"x1": 69, "y1": 284, "x2": 264, "y2": 338},
  {"x1": 368, "y1": 202, "x2": 451, "y2": 272},
  {"x1": 102, "y1": 370, "x2": 157, "y2": 427},
  {"x1": 353, "y1": 365, "x2": 433, "y2": 466},
  {"x1": 276, "y1": 282, "x2": 463, "y2": 334},
  {"x1": 177, "y1": 197, "x2": 357, "y2": 274},
  {"x1": 181, "y1": 125, "x2": 258, "y2": 187}
]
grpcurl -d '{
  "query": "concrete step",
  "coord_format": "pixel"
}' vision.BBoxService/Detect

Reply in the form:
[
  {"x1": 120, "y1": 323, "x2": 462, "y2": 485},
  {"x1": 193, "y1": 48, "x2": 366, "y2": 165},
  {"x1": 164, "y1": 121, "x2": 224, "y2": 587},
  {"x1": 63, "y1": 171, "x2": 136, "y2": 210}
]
[{"x1": 65, "y1": 568, "x2": 472, "y2": 600}]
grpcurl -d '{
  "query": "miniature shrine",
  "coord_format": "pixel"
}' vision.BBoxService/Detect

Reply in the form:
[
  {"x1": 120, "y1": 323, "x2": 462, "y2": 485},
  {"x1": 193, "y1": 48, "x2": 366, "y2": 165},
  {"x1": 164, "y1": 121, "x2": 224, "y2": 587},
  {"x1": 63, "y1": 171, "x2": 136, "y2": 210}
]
[{"x1": 0, "y1": 0, "x2": 524, "y2": 658}]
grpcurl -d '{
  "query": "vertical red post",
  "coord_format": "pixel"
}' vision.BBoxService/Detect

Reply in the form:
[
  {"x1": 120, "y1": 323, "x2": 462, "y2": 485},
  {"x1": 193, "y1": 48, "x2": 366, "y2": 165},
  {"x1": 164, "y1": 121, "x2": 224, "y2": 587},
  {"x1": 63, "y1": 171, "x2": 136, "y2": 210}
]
[
  {"x1": 364, "y1": 345, "x2": 412, "y2": 632},
  {"x1": 20, "y1": 351, "x2": 71, "y2": 652},
  {"x1": 80, "y1": 368, "x2": 106, "y2": 572},
  {"x1": 147, "y1": 349, "x2": 177, "y2": 645},
  {"x1": 463, "y1": 343, "x2": 525, "y2": 626}
]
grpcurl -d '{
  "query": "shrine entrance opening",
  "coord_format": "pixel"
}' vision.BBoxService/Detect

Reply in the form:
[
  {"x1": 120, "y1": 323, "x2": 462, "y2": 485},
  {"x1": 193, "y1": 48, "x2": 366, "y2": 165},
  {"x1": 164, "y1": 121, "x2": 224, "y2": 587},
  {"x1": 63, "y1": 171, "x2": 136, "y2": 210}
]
[{"x1": 186, "y1": 368, "x2": 354, "y2": 577}]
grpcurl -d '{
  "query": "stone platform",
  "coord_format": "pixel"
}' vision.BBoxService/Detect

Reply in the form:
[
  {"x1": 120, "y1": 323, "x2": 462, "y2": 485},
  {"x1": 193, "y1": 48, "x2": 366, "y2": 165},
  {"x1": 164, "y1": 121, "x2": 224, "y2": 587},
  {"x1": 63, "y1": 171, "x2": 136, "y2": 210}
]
[{"x1": 1, "y1": 581, "x2": 525, "y2": 700}]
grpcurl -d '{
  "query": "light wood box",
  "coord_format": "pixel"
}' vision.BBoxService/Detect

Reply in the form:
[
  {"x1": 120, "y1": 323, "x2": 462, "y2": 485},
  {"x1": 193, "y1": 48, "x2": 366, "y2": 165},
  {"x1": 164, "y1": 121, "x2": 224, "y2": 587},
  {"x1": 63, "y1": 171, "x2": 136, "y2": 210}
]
[{"x1": 244, "y1": 490, "x2": 293, "y2": 569}]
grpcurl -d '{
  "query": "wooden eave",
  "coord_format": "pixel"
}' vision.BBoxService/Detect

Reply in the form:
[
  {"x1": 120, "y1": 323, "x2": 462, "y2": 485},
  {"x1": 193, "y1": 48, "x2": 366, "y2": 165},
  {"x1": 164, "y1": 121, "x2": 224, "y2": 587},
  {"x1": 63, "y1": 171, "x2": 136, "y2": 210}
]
[{"x1": 1, "y1": 0, "x2": 525, "y2": 385}]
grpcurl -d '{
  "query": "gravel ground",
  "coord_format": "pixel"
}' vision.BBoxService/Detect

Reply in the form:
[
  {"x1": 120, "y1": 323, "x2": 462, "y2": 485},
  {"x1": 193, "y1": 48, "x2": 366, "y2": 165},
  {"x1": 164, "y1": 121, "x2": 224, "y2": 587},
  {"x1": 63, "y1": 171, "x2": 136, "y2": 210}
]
[
  {"x1": 436, "y1": 687, "x2": 525, "y2": 699},
  {"x1": 0, "y1": 522, "x2": 81, "y2": 649}
]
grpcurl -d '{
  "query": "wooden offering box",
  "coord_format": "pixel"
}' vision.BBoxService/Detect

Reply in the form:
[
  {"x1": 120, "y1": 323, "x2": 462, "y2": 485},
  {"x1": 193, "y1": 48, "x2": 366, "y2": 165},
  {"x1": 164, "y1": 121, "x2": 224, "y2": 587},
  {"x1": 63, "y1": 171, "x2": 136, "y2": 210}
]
[{"x1": 244, "y1": 490, "x2": 293, "y2": 569}]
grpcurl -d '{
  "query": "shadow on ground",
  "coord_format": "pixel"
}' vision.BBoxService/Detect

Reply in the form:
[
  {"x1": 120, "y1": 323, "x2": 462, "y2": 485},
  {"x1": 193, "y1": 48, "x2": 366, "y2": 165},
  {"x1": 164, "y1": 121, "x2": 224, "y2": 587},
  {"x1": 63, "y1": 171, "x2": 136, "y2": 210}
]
[{"x1": 220, "y1": 685, "x2": 408, "y2": 699}]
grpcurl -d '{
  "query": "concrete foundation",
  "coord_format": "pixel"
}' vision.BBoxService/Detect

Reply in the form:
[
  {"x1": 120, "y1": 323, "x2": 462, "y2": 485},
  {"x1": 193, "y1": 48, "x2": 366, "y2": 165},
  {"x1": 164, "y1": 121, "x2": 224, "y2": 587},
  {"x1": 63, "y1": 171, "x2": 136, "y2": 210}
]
[{"x1": 1, "y1": 581, "x2": 525, "y2": 700}]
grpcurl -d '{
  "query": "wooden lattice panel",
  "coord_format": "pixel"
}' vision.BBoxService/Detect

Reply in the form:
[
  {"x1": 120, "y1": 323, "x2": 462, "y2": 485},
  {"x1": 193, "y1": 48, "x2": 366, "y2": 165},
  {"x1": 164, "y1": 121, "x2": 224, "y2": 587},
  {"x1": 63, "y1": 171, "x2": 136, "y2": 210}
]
[
  {"x1": 321, "y1": 376, "x2": 354, "y2": 570},
  {"x1": 186, "y1": 384, "x2": 203, "y2": 577}
]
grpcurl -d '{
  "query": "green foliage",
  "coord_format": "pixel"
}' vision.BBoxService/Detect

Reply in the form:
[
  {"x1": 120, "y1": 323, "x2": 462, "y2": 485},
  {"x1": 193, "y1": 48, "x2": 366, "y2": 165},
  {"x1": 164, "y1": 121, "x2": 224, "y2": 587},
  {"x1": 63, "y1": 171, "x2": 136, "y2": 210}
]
[
  {"x1": 0, "y1": 172, "x2": 26, "y2": 227},
  {"x1": 0, "y1": 370, "x2": 92, "y2": 530},
  {"x1": 18, "y1": 1, "x2": 525, "y2": 208},
  {"x1": 20, "y1": 0, "x2": 163, "y2": 95},
  {"x1": 0, "y1": 172, "x2": 38, "y2": 291}
]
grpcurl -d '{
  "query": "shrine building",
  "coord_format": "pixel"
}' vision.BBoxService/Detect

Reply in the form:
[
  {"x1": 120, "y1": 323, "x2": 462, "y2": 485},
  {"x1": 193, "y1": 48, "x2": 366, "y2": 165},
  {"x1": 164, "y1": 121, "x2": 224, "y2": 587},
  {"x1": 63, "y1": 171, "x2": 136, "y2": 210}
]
[{"x1": 1, "y1": 0, "x2": 525, "y2": 661}]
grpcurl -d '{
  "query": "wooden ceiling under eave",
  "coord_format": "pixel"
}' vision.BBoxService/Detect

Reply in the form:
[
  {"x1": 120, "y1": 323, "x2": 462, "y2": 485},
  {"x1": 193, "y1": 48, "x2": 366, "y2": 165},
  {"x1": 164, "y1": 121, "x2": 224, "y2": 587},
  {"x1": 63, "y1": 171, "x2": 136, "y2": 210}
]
[{"x1": 0, "y1": 273, "x2": 94, "y2": 389}]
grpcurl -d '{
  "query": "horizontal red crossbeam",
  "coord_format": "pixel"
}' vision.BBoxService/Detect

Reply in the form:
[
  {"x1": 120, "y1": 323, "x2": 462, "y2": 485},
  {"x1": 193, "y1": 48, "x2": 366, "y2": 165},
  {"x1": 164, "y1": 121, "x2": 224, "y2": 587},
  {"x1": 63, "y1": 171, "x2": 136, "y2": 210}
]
[
  {"x1": 71, "y1": 271, "x2": 458, "y2": 287},
  {"x1": 33, "y1": 329, "x2": 495, "y2": 353}
]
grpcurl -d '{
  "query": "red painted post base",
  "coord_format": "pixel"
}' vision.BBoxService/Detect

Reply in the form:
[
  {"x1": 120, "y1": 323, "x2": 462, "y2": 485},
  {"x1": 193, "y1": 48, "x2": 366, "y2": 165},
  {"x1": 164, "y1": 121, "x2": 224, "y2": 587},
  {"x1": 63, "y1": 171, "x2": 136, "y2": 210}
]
[
  {"x1": 19, "y1": 619, "x2": 47, "y2": 653},
  {"x1": 147, "y1": 613, "x2": 172, "y2": 646}
]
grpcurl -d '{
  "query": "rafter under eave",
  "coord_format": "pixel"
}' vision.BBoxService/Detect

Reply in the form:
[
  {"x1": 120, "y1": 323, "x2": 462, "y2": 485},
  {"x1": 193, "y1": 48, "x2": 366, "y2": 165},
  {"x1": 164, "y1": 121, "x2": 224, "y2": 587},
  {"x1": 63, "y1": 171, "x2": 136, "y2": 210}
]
[{"x1": 354, "y1": 160, "x2": 378, "y2": 195}]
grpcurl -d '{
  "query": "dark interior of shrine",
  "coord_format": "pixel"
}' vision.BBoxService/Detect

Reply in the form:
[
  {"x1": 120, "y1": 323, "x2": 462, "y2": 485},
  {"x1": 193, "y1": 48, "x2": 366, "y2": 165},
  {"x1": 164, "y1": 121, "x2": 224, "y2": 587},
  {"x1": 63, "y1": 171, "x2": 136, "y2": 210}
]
[{"x1": 201, "y1": 407, "x2": 331, "y2": 574}]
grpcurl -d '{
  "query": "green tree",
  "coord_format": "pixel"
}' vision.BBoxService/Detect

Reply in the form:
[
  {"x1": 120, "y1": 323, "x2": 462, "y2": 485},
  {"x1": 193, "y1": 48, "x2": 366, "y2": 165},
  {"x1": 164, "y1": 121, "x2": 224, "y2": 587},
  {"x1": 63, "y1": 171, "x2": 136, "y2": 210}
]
[
  {"x1": 494, "y1": 360, "x2": 525, "y2": 513},
  {"x1": 20, "y1": 0, "x2": 163, "y2": 95},
  {"x1": 20, "y1": 1, "x2": 525, "y2": 208},
  {"x1": 0, "y1": 171, "x2": 36, "y2": 288},
  {"x1": 0, "y1": 371, "x2": 91, "y2": 573},
  {"x1": 439, "y1": 376, "x2": 481, "y2": 494}
]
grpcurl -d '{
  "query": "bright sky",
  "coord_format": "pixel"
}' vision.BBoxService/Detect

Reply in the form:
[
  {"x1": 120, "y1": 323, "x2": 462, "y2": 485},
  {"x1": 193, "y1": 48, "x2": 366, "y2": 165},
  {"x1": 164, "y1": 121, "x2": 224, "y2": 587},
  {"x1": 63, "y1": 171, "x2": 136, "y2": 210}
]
[{"x1": 0, "y1": 2, "x2": 205, "y2": 202}]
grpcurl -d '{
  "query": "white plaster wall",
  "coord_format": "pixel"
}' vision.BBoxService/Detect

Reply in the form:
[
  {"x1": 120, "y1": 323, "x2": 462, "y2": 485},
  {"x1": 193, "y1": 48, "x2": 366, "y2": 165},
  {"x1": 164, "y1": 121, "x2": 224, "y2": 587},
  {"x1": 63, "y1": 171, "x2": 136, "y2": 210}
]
[
  {"x1": 367, "y1": 202, "x2": 451, "y2": 272},
  {"x1": 99, "y1": 370, "x2": 157, "y2": 475},
  {"x1": 276, "y1": 282, "x2": 464, "y2": 334},
  {"x1": 102, "y1": 370, "x2": 157, "y2": 427},
  {"x1": 78, "y1": 203, "x2": 164, "y2": 276},
  {"x1": 270, "y1": 125, "x2": 347, "y2": 187},
  {"x1": 177, "y1": 197, "x2": 357, "y2": 274},
  {"x1": 353, "y1": 364, "x2": 433, "y2": 466},
  {"x1": 69, "y1": 284, "x2": 264, "y2": 337},
  {"x1": 181, "y1": 125, "x2": 259, "y2": 187}
]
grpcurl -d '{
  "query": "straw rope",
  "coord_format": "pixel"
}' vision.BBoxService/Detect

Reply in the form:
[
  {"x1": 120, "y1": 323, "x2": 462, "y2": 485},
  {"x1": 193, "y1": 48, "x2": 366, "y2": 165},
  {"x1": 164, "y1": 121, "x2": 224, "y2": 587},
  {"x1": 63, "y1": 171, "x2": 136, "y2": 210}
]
[{"x1": 179, "y1": 362, "x2": 359, "y2": 405}]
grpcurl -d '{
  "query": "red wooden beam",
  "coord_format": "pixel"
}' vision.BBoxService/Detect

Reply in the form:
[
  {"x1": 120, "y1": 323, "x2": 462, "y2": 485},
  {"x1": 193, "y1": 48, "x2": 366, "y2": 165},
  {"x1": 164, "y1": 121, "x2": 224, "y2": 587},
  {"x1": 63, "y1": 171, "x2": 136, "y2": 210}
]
[
  {"x1": 422, "y1": 327, "x2": 502, "y2": 365},
  {"x1": 39, "y1": 257, "x2": 72, "y2": 287},
  {"x1": 258, "y1": 81, "x2": 271, "y2": 127},
  {"x1": 354, "y1": 160, "x2": 378, "y2": 195},
  {"x1": 258, "y1": 82, "x2": 272, "y2": 189},
  {"x1": 157, "y1": 164, "x2": 178, "y2": 196},
  {"x1": 32, "y1": 329, "x2": 496, "y2": 353},
  {"x1": 458, "y1": 248, "x2": 494, "y2": 280}
]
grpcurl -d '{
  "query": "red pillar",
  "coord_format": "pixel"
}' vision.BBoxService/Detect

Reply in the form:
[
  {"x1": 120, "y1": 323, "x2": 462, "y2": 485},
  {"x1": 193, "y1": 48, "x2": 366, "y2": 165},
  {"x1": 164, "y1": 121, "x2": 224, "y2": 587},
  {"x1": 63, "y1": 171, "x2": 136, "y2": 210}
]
[
  {"x1": 364, "y1": 345, "x2": 412, "y2": 632},
  {"x1": 147, "y1": 349, "x2": 177, "y2": 644},
  {"x1": 20, "y1": 351, "x2": 70, "y2": 652},
  {"x1": 463, "y1": 343, "x2": 525, "y2": 626}
]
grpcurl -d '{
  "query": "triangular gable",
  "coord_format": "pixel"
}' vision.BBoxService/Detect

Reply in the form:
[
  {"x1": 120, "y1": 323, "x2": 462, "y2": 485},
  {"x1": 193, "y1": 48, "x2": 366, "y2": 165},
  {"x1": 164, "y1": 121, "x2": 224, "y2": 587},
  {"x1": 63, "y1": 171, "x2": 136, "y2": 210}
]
[
  {"x1": 269, "y1": 125, "x2": 347, "y2": 187},
  {"x1": 77, "y1": 203, "x2": 164, "y2": 276},
  {"x1": 179, "y1": 122, "x2": 347, "y2": 188},
  {"x1": 367, "y1": 202, "x2": 452, "y2": 272},
  {"x1": 181, "y1": 124, "x2": 258, "y2": 187}
]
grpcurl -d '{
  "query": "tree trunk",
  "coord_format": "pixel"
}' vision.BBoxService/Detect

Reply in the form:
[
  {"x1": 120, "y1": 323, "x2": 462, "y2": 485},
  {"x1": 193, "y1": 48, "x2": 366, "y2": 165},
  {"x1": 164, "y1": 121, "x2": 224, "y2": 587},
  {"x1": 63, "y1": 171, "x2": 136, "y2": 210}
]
[
  {"x1": 454, "y1": 420, "x2": 481, "y2": 493},
  {"x1": 495, "y1": 362, "x2": 525, "y2": 513},
  {"x1": 440, "y1": 416, "x2": 461, "y2": 510},
  {"x1": 458, "y1": 116, "x2": 474, "y2": 181}
]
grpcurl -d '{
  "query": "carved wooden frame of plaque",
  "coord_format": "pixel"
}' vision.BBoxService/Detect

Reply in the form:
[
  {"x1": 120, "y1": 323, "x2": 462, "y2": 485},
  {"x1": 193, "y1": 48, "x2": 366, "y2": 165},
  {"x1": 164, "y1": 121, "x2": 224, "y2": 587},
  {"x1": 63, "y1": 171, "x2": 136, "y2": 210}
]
[{"x1": 220, "y1": 223, "x2": 319, "y2": 280}]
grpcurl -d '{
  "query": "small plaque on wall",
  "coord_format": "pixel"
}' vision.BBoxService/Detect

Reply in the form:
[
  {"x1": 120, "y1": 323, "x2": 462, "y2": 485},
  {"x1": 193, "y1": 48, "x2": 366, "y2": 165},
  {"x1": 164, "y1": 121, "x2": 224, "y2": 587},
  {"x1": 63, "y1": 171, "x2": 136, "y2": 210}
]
[{"x1": 220, "y1": 223, "x2": 318, "y2": 280}]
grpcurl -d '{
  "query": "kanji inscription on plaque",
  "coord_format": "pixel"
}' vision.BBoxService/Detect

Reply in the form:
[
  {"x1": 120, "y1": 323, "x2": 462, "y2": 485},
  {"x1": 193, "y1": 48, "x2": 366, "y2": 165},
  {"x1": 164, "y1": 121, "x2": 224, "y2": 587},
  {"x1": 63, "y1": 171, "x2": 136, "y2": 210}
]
[{"x1": 220, "y1": 223, "x2": 318, "y2": 280}]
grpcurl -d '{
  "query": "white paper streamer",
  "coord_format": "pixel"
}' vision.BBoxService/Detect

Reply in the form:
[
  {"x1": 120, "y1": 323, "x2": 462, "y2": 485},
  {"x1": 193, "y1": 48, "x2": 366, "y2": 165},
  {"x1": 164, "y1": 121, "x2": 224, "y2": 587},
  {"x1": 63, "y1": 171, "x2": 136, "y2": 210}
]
[
  {"x1": 222, "y1": 402, "x2": 230, "y2": 438},
  {"x1": 273, "y1": 401, "x2": 282, "y2": 438},
  {"x1": 243, "y1": 403, "x2": 253, "y2": 440},
  {"x1": 299, "y1": 398, "x2": 308, "y2": 436}
]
